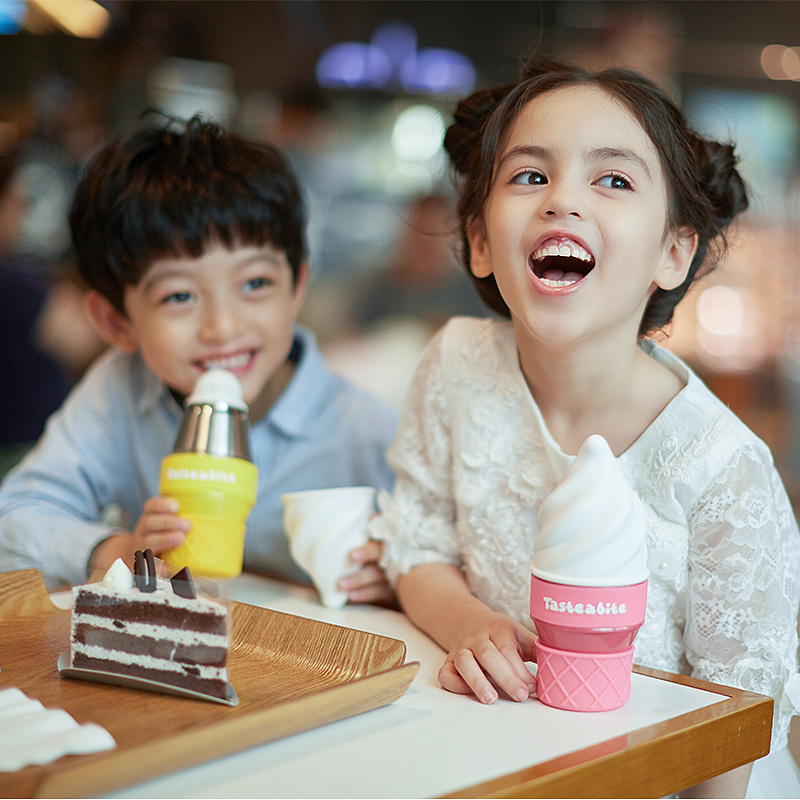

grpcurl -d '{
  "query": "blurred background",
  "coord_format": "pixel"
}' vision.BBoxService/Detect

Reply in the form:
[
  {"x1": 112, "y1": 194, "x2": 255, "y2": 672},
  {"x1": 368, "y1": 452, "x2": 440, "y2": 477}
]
[
  {"x1": 1, "y1": 1, "x2": 800, "y2": 504},
  {"x1": 2, "y1": 0, "x2": 800, "y2": 767}
]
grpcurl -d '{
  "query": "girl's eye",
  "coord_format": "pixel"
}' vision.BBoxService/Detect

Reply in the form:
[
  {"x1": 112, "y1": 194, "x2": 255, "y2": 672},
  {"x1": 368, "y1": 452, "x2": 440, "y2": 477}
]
[
  {"x1": 597, "y1": 173, "x2": 631, "y2": 190},
  {"x1": 511, "y1": 170, "x2": 547, "y2": 186}
]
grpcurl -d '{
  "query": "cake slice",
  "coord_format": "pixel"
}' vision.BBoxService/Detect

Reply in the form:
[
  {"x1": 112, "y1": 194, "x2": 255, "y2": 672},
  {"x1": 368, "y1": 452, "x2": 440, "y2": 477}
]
[{"x1": 70, "y1": 551, "x2": 230, "y2": 700}]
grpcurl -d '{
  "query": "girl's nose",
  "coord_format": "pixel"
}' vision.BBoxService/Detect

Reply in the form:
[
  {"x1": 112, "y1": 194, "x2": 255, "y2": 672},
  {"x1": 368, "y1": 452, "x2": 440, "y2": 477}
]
[
  {"x1": 545, "y1": 207, "x2": 581, "y2": 218},
  {"x1": 541, "y1": 182, "x2": 583, "y2": 219}
]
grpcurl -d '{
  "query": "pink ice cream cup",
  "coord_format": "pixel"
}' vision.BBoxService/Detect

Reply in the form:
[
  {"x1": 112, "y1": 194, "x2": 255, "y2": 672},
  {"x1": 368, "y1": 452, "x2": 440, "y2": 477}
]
[{"x1": 530, "y1": 574, "x2": 648, "y2": 712}]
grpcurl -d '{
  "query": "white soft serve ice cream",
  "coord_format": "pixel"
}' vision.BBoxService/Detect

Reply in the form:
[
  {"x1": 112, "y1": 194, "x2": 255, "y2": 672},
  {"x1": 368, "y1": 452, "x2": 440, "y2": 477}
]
[{"x1": 533, "y1": 434, "x2": 648, "y2": 587}]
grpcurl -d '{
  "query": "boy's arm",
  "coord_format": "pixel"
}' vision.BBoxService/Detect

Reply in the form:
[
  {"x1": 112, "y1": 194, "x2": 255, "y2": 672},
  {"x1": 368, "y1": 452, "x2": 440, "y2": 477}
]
[
  {"x1": 0, "y1": 352, "x2": 161, "y2": 587},
  {"x1": 397, "y1": 562, "x2": 538, "y2": 704}
]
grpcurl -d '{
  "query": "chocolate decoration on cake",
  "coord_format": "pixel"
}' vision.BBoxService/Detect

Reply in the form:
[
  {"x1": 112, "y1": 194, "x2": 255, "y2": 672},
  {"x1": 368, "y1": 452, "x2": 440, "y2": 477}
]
[
  {"x1": 133, "y1": 548, "x2": 157, "y2": 593},
  {"x1": 171, "y1": 566, "x2": 197, "y2": 599}
]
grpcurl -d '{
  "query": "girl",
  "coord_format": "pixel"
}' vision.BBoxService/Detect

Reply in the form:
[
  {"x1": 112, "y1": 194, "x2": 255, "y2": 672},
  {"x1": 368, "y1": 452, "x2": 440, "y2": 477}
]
[{"x1": 376, "y1": 57, "x2": 800, "y2": 798}]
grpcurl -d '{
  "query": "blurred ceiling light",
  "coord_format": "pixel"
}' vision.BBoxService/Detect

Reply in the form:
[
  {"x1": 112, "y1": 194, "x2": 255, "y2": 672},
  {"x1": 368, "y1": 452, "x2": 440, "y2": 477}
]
[
  {"x1": 316, "y1": 22, "x2": 475, "y2": 95},
  {"x1": 761, "y1": 44, "x2": 800, "y2": 80},
  {"x1": 401, "y1": 48, "x2": 476, "y2": 95},
  {"x1": 696, "y1": 284, "x2": 745, "y2": 337},
  {"x1": 782, "y1": 47, "x2": 800, "y2": 80},
  {"x1": 695, "y1": 285, "x2": 765, "y2": 371},
  {"x1": 370, "y1": 21, "x2": 417, "y2": 73},
  {"x1": 761, "y1": 44, "x2": 785, "y2": 79},
  {"x1": 28, "y1": 0, "x2": 109, "y2": 38},
  {"x1": 391, "y1": 105, "x2": 445, "y2": 162},
  {"x1": 0, "y1": 0, "x2": 24, "y2": 33},
  {"x1": 316, "y1": 42, "x2": 392, "y2": 89}
]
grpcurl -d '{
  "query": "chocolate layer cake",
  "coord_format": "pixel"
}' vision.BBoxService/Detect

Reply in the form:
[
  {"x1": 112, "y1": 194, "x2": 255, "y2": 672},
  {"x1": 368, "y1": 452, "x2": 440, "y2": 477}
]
[{"x1": 70, "y1": 552, "x2": 230, "y2": 699}]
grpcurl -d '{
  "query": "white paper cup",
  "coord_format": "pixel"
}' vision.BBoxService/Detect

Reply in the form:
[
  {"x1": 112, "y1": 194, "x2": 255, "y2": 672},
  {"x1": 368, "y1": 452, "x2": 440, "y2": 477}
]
[{"x1": 281, "y1": 486, "x2": 377, "y2": 608}]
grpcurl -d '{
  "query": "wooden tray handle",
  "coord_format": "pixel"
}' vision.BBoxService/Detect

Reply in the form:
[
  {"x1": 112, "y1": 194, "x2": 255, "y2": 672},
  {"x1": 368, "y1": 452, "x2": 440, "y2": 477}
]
[{"x1": 0, "y1": 569, "x2": 60, "y2": 617}]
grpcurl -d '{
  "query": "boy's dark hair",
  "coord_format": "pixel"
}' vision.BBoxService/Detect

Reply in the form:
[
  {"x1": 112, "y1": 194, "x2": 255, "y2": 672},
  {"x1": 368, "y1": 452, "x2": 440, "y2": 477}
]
[
  {"x1": 69, "y1": 114, "x2": 307, "y2": 314},
  {"x1": 443, "y1": 56, "x2": 749, "y2": 338}
]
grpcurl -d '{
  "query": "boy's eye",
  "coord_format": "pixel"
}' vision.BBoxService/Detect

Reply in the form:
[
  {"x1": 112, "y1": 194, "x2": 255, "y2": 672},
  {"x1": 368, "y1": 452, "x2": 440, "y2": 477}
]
[
  {"x1": 161, "y1": 291, "x2": 193, "y2": 305},
  {"x1": 596, "y1": 173, "x2": 631, "y2": 190},
  {"x1": 243, "y1": 276, "x2": 273, "y2": 292},
  {"x1": 511, "y1": 170, "x2": 547, "y2": 186}
]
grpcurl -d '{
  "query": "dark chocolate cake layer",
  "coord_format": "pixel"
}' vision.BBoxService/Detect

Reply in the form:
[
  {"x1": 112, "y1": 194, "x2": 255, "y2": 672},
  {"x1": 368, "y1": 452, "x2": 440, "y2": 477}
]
[
  {"x1": 71, "y1": 652, "x2": 229, "y2": 699},
  {"x1": 74, "y1": 625, "x2": 228, "y2": 665},
  {"x1": 73, "y1": 595, "x2": 226, "y2": 634}
]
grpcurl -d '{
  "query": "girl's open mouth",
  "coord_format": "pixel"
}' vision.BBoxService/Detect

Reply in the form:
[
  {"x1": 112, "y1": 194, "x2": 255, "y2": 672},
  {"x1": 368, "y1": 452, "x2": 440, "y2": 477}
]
[{"x1": 530, "y1": 238, "x2": 595, "y2": 289}]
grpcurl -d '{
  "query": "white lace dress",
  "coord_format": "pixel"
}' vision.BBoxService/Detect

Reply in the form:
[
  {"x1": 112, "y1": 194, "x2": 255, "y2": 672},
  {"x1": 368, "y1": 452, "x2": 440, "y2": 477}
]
[{"x1": 378, "y1": 317, "x2": 800, "y2": 791}]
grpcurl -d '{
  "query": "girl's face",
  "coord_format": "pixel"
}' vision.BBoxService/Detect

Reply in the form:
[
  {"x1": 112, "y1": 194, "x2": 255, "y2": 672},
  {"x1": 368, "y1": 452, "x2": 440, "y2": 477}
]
[
  {"x1": 468, "y1": 84, "x2": 695, "y2": 352},
  {"x1": 116, "y1": 241, "x2": 307, "y2": 419}
]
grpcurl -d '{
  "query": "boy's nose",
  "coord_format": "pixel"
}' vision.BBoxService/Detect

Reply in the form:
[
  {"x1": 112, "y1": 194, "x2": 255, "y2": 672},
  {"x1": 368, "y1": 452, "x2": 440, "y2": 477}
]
[{"x1": 200, "y1": 304, "x2": 241, "y2": 342}]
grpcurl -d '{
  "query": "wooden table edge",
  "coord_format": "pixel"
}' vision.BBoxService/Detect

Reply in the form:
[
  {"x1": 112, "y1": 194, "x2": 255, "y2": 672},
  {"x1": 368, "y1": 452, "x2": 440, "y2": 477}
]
[{"x1": 441, "y1": 666, "x2": 773, "y2": 799}]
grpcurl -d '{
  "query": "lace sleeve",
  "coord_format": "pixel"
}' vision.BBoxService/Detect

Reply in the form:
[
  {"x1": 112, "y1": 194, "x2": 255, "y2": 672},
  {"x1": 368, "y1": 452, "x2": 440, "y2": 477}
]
[
  {"x1": 686, "y1": 442, "x2": 800, "y2": 748},
  {"x1": 375, "y1": 329, "x2": 461, "y2": 584}
]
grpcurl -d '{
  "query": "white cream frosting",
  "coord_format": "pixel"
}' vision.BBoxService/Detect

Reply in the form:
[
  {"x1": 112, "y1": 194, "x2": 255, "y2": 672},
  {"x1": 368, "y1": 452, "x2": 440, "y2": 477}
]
[
  {"x1": 102, "y1": 558, "x2": 135, "y2": 591},
  {"x1": 533, "y1": 434, "x2": 648, "y2": 587}
]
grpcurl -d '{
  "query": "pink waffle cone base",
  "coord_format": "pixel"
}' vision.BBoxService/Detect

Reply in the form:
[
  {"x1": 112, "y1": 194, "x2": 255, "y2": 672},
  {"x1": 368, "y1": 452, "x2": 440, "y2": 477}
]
[{"x1": 536, "y1": 641, "x2": 634, "y2": 712}]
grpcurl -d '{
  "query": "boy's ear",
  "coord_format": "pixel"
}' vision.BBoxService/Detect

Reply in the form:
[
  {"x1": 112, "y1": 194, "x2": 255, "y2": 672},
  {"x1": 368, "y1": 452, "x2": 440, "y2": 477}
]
[
  {"x1": 84, "y1": 290, "x2": 139, "y2": 353},
  {"x1": 655, "y1": 228, "x2": 698, "y2": 291},
  {"x1": 291, "y1": 260, "x2": 310, "y2": 308},
  {"x1": 467, "y1": 219, "x2": 493, "y2": 279}
]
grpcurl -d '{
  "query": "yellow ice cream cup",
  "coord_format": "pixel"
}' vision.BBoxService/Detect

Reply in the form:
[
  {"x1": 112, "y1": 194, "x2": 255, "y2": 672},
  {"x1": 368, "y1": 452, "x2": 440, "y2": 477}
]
[{"x1": 159, "y1": 451, "x2": 258, "y2": 578}]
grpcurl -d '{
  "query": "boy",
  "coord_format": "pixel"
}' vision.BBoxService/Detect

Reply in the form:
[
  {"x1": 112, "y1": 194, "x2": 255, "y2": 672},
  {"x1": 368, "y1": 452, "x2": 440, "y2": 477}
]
[{"x1": 0, "y1": 115, "x2": 397, "y2": 603}]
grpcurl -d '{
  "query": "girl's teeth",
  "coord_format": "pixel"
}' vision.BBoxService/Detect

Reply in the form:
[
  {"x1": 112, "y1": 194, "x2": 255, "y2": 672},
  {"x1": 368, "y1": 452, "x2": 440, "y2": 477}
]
[
  {"x1": 540, "y1": 270, "x2": 585, "y2": 288},
  {"x1": 534, "y1": 241, "x2": 591, "y2": 262}
]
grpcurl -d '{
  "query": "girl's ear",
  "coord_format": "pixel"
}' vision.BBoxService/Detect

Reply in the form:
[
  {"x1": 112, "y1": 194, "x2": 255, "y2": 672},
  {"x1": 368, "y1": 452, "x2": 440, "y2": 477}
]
[
  {"x1": 84, "y1": 290, "x2": 139, "y2": 353},
  {"x1": 655, "y1": 228, "x2": 698, "y2": 291},
  {"x1": 467, "y1": 219, "x2": 493, "y2": 278}
]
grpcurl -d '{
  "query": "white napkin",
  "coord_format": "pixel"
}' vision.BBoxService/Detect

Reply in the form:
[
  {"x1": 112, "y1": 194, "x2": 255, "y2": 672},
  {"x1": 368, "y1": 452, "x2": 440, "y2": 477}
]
[
  {"x1": 0, "y1": 687, "x2": 116, "y2": 772},
  {"x1": 282, "y1": 486, "x2": 377, "y2": 608}
]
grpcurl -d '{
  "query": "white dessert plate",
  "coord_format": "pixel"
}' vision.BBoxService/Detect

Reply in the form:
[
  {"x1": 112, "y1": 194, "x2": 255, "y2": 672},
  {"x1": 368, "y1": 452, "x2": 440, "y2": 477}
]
[{"x1": 57, "y1": 650, "x2": 239, "y2": 706}]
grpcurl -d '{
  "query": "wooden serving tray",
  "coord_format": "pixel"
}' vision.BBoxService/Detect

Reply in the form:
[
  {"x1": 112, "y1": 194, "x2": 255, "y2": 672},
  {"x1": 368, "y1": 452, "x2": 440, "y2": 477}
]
[{"x1": 0, "y1": 570, "x2": 419, "y2": 798}]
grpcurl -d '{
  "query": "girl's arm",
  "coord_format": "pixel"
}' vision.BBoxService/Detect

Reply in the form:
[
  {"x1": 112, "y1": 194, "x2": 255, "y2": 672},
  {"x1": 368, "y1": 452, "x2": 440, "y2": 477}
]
[{"x1": 397, "y1": 562, "x2": 538, "y2": 704}]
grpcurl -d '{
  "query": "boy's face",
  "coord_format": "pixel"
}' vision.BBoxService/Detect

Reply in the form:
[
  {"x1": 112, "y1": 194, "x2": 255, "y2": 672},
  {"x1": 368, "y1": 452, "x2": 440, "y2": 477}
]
[{"x1": 113, "y1": 242, "x2": 307, "y2": 419}]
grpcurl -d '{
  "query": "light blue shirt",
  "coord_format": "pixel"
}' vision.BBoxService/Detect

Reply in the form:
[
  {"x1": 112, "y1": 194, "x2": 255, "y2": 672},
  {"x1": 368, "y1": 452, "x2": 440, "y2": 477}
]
[{"x1": 0, "y1": 326, "x2": 397, "y2": 587}]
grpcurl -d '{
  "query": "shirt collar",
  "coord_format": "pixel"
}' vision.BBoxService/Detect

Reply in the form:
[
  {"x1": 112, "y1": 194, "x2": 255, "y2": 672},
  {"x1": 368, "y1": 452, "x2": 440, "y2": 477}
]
[
  {"x1": 133, "y1": 325, "x2": 330, "y2": 435},
  {"x1": 134, "y1": 354, "x2": 181, "y2": 417},
  {"x1": 264, "y1": 325, "x2": 331, "y2": 438}
]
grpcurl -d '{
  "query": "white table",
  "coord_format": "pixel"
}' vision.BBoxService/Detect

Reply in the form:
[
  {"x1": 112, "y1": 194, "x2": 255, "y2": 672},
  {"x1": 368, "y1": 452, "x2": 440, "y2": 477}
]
[{"x1": 85, "y1": 572, "x2": 771, "y2": 799}]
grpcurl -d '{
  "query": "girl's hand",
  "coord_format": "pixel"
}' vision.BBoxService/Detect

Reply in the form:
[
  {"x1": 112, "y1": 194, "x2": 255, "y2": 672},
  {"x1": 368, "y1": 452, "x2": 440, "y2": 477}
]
[
  {"x1": 338, "y1": 540, "x2": 395, "y2": 605},
  {"x1": 88, "y1": 496, "x2": 190, "y2": 578},
  {"x1": 438, "y1": 609, "x2": 538, "y2": 705}
]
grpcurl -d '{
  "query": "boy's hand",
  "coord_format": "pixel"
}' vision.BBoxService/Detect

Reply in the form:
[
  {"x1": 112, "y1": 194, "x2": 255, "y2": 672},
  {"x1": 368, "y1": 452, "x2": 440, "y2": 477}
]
[
  {"x1": 337, "y1": 539, "x2": 395, "y2": 605},
  {"x1": 438, "y1": 610, "x2": 538, "y2": 704},
  {"x1": 132, "y1": 496, "x2": 192, "y2": 554},
  {"x1": 88, "y1": 496, "x2": 191, "y2": 578}
]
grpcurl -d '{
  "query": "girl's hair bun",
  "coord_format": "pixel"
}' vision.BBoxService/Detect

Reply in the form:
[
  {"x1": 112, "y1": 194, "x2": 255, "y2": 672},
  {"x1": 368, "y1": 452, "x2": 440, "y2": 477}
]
[
  {"x1": 444, "y1": 84, "x2": 512, "y2": 175},
  {"x1": 693, "y1": 137, "x2": 749, "y2": 230}
]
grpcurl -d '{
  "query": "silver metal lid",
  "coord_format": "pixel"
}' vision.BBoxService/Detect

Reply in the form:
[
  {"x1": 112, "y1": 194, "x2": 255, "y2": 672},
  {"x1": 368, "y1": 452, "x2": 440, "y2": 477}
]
[{"x1": 171, "y1": 370, "x2": 252, "y2": 459}]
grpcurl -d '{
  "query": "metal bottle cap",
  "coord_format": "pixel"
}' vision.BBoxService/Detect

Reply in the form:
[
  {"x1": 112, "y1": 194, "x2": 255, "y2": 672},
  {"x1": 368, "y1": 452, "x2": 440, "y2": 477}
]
[{"x1": 172, "y1": 369, "x2": 252, "y2": 460}]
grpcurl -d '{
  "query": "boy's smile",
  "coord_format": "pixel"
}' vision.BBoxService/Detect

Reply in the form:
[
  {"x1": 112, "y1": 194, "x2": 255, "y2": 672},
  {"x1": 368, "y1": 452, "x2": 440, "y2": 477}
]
[{"x1": 109, "y1": 241, "x2": 307, "y2": 421}]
